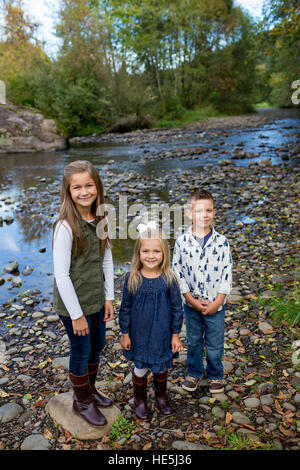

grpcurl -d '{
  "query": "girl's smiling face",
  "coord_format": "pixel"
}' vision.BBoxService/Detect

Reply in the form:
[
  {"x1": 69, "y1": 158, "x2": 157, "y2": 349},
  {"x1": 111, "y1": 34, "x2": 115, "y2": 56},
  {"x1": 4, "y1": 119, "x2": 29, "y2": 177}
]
[
  {"x1": 139, "y1": 238, "x2": 163, "y2": 273},
  {"x1": 69, "y1": 171, "x2": 98, "y2": 213}
]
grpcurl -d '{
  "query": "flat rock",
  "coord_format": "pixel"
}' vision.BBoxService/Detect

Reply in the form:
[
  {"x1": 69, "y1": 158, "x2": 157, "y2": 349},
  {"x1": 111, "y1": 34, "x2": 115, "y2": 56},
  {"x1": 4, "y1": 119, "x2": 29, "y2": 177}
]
[
  {"x1": 258, "y1": 382, "x2": 275, "y2": 394},
  {"x1": 123, "y1": 372, "x2": 132, "y2": 385},
  {"x1": 17, "y1": 374, "x2": 32, "y2": 382},
  {"x1": 227, "y1": 293, "x2": 243, "y2": 303},
  {"x1": 291, "y1": 349, "x2": 300, "y2": 366},
  {"x1": 258, "y1": 322, "x2": 273, "y2": 334},
  {"x1": 46, "y1": 315, "x2": 60, "y2": 322},
  {"x1": 32, "y1": 311, "x2": 44, "y2": 318},
  {"x1": 0, "y1": 402, "x2": 23, "y2": 423},
  {"x1": 291, "y1": 340, "x2": 300, "y2": 349},
  {"x1": 237, "y1": 428, "x2": 260, "y2": 441},
  {"x1": 260, "y1": 394, "x2": 274, "y2": 406},
  {"x1": 232, "y1": 411, "x2": 251, "y2": 425},
  {"x1": 45, "y1": 391, "x2": 120, "y2": 440},
  {"x1": 211, "y1": 392, "x2": 228, "y2": 402},
  {"x1": 172, "y1": 440, "x2": 213, "y2": 450},
  {"x1": 98, "y1": 380, "x2": 123, "y2": 392},
  {"x1": 5, "y1": 261, "x2": 19, "y2": 273},
  {"x1": 52, "y1": 356, "x2": 69, "y2": 370},
  {"x1": 291, "y1": 377, "x2": 300, "y2": 388},
  {"x1": 22, "y1": 267, "x2": 33, "y2": 276},
  {"x1": 293, "y1": 393, "x2": 300, "y2": 405},
  {"x1": 0, "y1": 340, "x2": 6, "y2": 364},
  {"x1": 43, "y1": 330, "x2": 57, "y2": 340},
  {"x1": 211, "y1": 406, "x2": 225, "y2": 419},
  {"x1": 20, "y1": 434, "x2": 50, "y2": 450},
  {"x1": 240, "y1": 328, "x2": 251, "y2": 336},
  {"x1": 223, "y1": 360, "x2": 234, "y2": 373},
  {"x1": 244, "y1": 397, "x2": 260, "y2": 408}
]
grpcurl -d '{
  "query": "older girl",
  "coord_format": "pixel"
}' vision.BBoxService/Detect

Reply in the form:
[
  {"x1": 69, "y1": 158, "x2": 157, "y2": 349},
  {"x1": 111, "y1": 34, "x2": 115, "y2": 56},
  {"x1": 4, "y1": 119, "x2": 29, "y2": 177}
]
[{"x1": 53, "y1": 160, "x2": 114, "y2": 427}]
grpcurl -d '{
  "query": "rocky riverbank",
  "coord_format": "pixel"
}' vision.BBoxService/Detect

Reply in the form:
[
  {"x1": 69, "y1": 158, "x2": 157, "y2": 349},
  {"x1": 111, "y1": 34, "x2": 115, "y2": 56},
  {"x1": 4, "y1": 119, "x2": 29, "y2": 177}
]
[
  {"x1": 0, "y1": 265, "x2": 299, "y2": 450},
  {"x1": 0, "y1": 109, "x2": 299, "y2": 450}
]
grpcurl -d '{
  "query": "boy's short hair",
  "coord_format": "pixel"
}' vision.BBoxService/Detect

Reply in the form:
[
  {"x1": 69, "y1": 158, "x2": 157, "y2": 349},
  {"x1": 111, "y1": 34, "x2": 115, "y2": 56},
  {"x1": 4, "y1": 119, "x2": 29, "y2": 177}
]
[{"x1": 188, "y1": 189, "x2": 215, "y2": 206}]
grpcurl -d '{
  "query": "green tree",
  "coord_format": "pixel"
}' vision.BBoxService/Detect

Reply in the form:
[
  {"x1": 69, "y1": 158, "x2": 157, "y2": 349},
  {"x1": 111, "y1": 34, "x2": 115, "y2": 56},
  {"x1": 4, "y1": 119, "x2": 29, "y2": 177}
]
[
  {"x1": 262, "y1": 0, "x2": 300, "y2": 107},
  {"x1": 0, "y1": 0, "x2": 47, "y2": 106},
  {"x1": 108, "y1": 0, "x2": 258, "y2": 117},
  {"x1": 0, "y1": 0, "x2": 269, "y2": 135},
  {"x1": 49, "y1": 0, "x2": 114, "y2": 134}
]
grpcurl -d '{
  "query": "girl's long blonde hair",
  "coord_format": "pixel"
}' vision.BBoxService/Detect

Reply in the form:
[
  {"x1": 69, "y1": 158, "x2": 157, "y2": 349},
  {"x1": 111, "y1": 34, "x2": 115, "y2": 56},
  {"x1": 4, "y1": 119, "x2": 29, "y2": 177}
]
[
  {"x1": 128, "y1": 228, "x2": 177, "y2": 295},
  {"x1": 53, "y1": 160, "x2": 109, "y2": 257}
]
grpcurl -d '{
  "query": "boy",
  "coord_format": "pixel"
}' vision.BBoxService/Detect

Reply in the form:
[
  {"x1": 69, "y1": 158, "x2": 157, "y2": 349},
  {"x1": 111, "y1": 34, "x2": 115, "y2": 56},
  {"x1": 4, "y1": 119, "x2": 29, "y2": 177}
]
[{"x1": 172, "y1": 189, "x2": 232, "y2": 394}]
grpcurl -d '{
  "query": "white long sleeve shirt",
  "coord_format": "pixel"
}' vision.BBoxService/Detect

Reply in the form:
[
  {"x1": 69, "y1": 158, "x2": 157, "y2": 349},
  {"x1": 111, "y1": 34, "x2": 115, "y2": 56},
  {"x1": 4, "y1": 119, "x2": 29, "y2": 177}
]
[
  {"x1": 172, "y1": 226, "x2": 232, "y2": 311},
  {"x1": 53, "y1": 220, "x2": 114, "y2": 320}
]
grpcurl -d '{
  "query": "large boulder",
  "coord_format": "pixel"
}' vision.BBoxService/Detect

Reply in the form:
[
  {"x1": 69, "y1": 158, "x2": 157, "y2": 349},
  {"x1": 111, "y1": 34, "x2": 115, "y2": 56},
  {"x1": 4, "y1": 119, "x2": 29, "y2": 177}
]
[
  {"x1": 45, "y1": 391, "x2": 121, "y2": 440},
  {"x1": 0, "y1": 101, "x2": 67, "y2": 153}
]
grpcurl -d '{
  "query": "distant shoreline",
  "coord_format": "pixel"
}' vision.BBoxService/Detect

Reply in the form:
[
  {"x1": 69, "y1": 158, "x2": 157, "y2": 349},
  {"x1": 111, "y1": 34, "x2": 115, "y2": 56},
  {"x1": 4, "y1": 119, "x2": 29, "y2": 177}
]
[{"x1": 70, "y1": 108, "x2": 300, "y2": 145}]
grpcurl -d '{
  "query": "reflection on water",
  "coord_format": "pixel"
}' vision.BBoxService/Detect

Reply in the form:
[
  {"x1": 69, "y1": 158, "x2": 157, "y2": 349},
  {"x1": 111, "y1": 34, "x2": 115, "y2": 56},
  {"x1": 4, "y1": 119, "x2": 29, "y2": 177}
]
[
  {"x1": 15, "y1": 213, "x2": 51, "y2": 243},
  {"x1": 0, "y1": 115, "x2": 299, "y2": 304},
  {"x1": 0, "y1": 152, "x2": 63, "y2": 195}
]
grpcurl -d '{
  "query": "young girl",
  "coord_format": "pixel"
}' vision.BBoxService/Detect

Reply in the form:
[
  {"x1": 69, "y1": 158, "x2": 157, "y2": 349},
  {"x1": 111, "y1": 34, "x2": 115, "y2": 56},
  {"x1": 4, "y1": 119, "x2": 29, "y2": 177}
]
[
  {"x1": 119, "y1": 223, "x2": 183, "y2": 421},
  {"x1": 53, "y1": 160, "x2": 114, "y2": 427}
]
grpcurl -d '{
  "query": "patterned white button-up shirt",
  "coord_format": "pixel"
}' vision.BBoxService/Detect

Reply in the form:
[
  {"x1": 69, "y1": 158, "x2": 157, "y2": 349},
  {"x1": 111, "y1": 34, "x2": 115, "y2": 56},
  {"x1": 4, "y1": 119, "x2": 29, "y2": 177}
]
[{"x1": 172, "y1": 226, "x2": 233, "y2": 311}]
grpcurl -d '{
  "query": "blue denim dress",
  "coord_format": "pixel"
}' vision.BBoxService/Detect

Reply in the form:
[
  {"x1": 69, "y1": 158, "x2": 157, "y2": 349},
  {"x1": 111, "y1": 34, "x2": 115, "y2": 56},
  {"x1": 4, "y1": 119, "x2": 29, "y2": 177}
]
[{"x1": 119, "y1": 273, "x2": 183, "y2": 373}]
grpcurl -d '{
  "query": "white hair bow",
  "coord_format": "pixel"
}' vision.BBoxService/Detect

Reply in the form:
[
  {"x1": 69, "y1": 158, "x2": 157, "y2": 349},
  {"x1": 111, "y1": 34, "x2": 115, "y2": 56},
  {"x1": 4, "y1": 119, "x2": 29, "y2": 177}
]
[{"x1": 137, "y1": 220, "x2": 157, "y2": 234}]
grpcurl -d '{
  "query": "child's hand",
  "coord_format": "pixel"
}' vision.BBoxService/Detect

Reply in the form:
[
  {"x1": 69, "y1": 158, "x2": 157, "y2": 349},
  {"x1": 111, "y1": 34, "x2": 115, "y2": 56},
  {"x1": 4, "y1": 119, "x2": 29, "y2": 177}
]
[
  {"x1": 194, "y1": 299, "x2": 209, "y2": 312},
  {"x1": 202, "y1": 301, "x2": 219, "y2": 316},
  {"x1": 171, "y1": 334, "x2": 183, "y2": 353},
  {"x1": 72, "y1": 316, "x2": 89, "y2": 336},
  {"x1": 104, "y1": 300, "x2": 114, "y2": 321},
  {"x1": 120, "y1": 333, "x2": 131, "y2": 351}
]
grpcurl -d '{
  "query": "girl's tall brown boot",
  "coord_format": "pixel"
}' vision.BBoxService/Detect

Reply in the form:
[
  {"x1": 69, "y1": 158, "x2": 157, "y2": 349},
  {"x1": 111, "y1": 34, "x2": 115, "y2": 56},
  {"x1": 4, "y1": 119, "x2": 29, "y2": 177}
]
[
  {"x1": 153, "y1": 371, "x2": 173, "y2": 416},
  {"x1": 87, "y1": 362, "x2": 113, "y2": 407},
  {"x1": 69, "y1": 372, "x2": 107, "y2": 427},
  {"x1": 132, "y1": 370, "x2": 151, "y2": 421}
]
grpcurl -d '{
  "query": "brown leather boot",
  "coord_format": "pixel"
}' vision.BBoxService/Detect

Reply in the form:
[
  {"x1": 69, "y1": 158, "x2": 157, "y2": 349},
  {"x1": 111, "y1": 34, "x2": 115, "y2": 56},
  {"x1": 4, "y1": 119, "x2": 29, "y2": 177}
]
[
  {"x1": 153, "y1": 371, "x2": 173, "y2": 416},
  {"x1": 69, "y1": 372, "x2": 107, "y2": 427},
  {"x1": 132, "y1": 370, "x2": 151, "y2": 421},
  {"x1": 87, "y1": 362, "x2": 113, "y2": 407}
]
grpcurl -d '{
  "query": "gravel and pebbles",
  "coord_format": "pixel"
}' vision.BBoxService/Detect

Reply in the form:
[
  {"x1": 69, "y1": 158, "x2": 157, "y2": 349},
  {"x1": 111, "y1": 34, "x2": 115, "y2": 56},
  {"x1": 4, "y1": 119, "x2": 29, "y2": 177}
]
[{"x1": 0, "y1": 109, "x2": 299, "y2": 450}]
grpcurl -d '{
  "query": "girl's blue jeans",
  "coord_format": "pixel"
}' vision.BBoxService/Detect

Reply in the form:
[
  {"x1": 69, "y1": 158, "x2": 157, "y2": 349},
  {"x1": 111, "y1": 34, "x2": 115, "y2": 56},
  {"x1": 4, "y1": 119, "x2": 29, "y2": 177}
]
[
  {"x1": 184, "y1": 303, "x2": 225, "y2": 380},
  {"x1": 59, "y1": 307, "x2": 106, "y2": 376}
]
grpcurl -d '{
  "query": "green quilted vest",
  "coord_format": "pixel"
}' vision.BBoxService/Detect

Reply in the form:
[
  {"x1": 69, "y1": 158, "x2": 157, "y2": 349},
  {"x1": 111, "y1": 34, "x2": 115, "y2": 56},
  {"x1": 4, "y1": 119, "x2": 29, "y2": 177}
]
[{"x1": 53, "y1": 216, "x2": 105, "y2": 317}]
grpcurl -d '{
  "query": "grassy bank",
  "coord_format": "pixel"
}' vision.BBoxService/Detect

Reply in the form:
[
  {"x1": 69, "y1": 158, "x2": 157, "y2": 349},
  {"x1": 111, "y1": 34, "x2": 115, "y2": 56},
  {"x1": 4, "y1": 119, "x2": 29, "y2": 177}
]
[{"x1": 157, "y1": 105, "x2": 229, "y2": 128}]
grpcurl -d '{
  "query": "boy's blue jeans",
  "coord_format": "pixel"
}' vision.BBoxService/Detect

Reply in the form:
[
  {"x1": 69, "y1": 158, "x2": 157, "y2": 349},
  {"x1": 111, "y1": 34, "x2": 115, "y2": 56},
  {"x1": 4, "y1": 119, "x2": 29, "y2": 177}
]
[
  {"x1": 59, "y1": 307, "x2": 106, "y2": 376},
  {"x1": 184, "y1": 303, "x2": 225, "y2": 380}
]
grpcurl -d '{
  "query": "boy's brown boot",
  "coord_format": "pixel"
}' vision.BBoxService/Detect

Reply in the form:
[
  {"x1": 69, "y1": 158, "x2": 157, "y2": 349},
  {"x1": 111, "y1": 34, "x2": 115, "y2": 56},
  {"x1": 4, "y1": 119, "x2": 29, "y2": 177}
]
[
  {"x1": 153, "y1": 371, "x2": 173, "y2": 416},
  {"x1": 132, "y1": 370, "x2": 151, "y2": 421},
  {"x1": 69, "y1": 372, "x2": 107, "y2": 427},
  {"x1": 87, "y1": 362, "x2": 113, "y2": 407}
]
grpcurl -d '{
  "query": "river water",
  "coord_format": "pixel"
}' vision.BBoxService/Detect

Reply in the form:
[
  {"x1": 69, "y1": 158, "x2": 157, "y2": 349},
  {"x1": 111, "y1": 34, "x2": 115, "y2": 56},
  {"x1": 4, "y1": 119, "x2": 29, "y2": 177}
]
[{"x1": 0, "y1": 113, "x2": 299, "y2": 306}]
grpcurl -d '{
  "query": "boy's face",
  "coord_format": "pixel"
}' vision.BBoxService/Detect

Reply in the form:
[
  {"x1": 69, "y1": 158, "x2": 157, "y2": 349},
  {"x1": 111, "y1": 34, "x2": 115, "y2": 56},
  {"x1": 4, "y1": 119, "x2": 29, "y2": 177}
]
[{"x1": 186, "y1": 198, "x2": 216, "y2": 231}]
